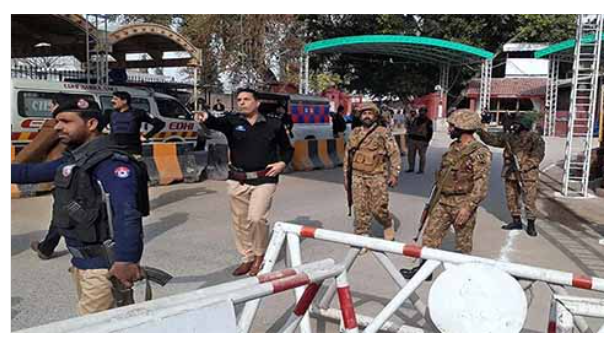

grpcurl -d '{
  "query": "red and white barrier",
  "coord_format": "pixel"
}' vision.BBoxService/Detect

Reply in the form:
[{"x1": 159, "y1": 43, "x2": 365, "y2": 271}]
[
  {"x1": 21, "y1": 259, "x2": 345, "y2": 333},
  {"x1": 237, "y1": 222, "x2": 604, "y2": 333}
]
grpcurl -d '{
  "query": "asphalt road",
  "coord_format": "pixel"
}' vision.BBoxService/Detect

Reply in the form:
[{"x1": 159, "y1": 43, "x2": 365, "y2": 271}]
[{"x1": 11, "y1": 130, "x2": 604, "y2": 332}]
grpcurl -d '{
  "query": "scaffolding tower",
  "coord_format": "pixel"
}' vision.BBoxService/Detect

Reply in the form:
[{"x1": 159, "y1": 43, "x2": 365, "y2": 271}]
[
  {"x1": 562, "y1": 14, "x2": 603, "y2": 197},
  {"x1": 478, "y1": 59, "x2": 493, "y2": 115},
  {"x1": 85, "y1": 14, "x2": 110, "y2": 86},
  {"x1": 544, "y1": 55, "x2": 561, "y2": 137}
]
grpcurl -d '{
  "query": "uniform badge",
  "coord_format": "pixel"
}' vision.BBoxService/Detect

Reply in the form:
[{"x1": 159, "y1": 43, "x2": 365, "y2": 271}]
[
  {"x1": 114, "y1": 166, "x2": 131, "y2": 179},
  {"x1": 62, "y1": 164, "x2": 75, "y2": 177},
  {"x1": 235, "y1": 125, "x2": 246, "y2": 132},
  {"x1": 77, "y1": 99, "x2": 89, "y2": 109}
]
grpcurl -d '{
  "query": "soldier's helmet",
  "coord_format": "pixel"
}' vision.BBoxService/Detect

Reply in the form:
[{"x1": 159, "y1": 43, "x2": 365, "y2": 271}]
[
  {"x1": 514, "y1": 113, "x2": 536, "y2": 130},
  {"x1": 447, "y1": 109, "x2": 482, "y2": 131},
  {"x1": 358, "y1": 102, "x2": 381, "y2": 116}
]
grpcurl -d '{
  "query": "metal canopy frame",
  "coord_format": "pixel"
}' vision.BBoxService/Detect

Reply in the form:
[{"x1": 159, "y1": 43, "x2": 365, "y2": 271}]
[{"x1": 300, "y1": 35, "x2": 494, "y2": 115}]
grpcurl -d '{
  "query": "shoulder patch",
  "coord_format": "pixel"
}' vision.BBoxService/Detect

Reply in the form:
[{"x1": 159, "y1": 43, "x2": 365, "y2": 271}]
[
  {"x1": 114, "y1": 166, "x2": 132, "y2": 179},
  {"x1": 62, "y1": 164, "x2": 75, "y2": 177},
  {"x1": 112, "y1": 153, "x2": 131, "y2": 162}
]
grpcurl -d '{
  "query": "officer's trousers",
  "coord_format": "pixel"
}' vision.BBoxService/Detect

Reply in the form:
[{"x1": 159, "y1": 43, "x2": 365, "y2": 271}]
[
  {"x1": 422, "y1": 200, "x2": 476, "y2": 254},
  {"x1": 69, "y1": 267, "x2": 114, "y2": 315},
  {"x1": 505, "y1": 178, "x2": 538, "y2": 220},
  {"x1": 352, "y1": 174, "x2": 393, "y2": 235},
  {"x1": 227, "y1": 180, "x2": 277, "y2": 263},
  {"x1": 407, "y1": 139, "x2": 429, "y2": 172}
]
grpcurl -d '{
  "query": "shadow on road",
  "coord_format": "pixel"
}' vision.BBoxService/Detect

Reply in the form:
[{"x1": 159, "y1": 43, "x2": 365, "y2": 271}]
[
  {"x1": 150, "y1": 186, "x2": 217, "y2": 210},
  {"x1": 144, "y1": 212, "x2": 189, "y2": 244}
]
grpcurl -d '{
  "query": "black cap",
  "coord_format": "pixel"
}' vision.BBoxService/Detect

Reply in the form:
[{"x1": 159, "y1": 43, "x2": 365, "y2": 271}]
[
  {"x1": 52, "y1": 94, "x2": 107, "y2": 130},
  {"x1": 52, "y1": 95, "x2": 101, "y2": 116}
]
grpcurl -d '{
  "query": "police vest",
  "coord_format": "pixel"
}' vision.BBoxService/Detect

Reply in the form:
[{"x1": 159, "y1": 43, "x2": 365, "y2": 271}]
[
  {"x1": 52, "y1": 138, "x2": 150, "y2": 245},
  {"x1": 110, "y1": 110, "x2": 141, "y2": 134}
]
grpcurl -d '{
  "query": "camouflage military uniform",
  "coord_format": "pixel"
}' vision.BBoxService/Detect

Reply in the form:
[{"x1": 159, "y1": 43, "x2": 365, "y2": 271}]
[
  {"x1": 422, "y1": 140, "x2": 492, "y2": 253},
  {"x1": 478, "y1": 129, "x2": 545, "y2": 220},
  {"x1": 344, "y1": 125, "x2": 401, "y2": 237}
]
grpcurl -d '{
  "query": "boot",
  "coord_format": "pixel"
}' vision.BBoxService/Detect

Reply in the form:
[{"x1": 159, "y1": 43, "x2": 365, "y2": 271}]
[
  {"x1": 399, "y1": 260, "x2": 432, "y2": 281},
  {"x1": 502, "y1": 217, "x2": 523, "y2": 231},
  {"x1": 526, "y1": 219, "x2": 538, "y2": 237},
  {"x1": 405, "y1": 169, "x2": 414, "y2": 173},
  {"x1": 232, "y1": 260, "x2": 254, "y2": 276},
  {"x1": 248, "y1": 255, "x2": 264, "y2": 276},
  {"x1": 30, "y1": 241, "x2": 53, "y2": 260}
]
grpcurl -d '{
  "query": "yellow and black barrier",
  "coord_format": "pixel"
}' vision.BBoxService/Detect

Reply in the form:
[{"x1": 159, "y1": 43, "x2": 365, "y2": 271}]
[
  {"x1": 292, "y1": 138, "x2": 345, "y2": 172},
  {"x1": 292, "y1": 133, "x2": 406, "y2": 172},
  {"x1": 11, "y1": 145, "x2": 54, "y2": 199}
]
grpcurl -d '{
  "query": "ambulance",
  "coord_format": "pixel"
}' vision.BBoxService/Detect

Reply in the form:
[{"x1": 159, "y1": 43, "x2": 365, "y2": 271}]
[{"x1": 11, "y1": 78, "x2": 202, "y2": 149}]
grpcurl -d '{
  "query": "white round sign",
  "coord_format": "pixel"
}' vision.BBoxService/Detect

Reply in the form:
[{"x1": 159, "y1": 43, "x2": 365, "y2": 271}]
[{"x1": 428, "y1": 263, "x2": 527, "y2": 333}]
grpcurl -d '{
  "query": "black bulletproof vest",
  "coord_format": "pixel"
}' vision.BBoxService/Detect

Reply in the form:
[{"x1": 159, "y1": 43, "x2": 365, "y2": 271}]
[
  {"x1": 110, "y1": 110, "x2": 140, "y2": 134},
  {"x1": 52, "y1": 137, "x2": 150, "y2": 245}
]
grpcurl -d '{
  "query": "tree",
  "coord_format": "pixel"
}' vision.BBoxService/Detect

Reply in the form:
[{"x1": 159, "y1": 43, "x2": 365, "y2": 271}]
[
  {"x1": 180, "y1": 15, "x2": 305, "y2": 90},
  {"x1": 301, "y1": 14, "x2": 578, "y2": 102}
]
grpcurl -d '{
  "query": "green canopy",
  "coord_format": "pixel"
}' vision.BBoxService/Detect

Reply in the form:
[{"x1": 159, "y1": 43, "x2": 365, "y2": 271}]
[
  {"x1": 304, "y1": 35, "x2": 494, "y2": 65},
  {"x1": 535, "y1": 34, "x2": 604, "y2": 61}
]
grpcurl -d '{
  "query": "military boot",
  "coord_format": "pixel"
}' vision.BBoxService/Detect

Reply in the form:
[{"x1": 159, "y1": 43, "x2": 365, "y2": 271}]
[
  {"x1": 526, "y1": 219, "x2": 538, "y2": 237},
  {"x1": 502, "y1": 217, "x2": 523, "y2": 231},
  {"x1": 399, "y1": 260, "x2": 432, "y2": 281}
]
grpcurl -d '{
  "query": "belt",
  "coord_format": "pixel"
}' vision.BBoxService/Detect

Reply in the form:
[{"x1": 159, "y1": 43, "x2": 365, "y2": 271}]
[
  {"x1": 67, "y1": 244, "x2": 107, "y2": 259},
  {"x1": 228, "y1": 169, "x2": 271, "y2": 182}
]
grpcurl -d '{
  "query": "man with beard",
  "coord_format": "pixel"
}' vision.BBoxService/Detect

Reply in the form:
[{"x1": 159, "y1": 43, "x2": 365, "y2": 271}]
[
  {"x1": 12, "y1": 96, "x2": 149, "y2": 315},
  {"x1": 344, "y1": 103, "x2": 401, "y2": 243},
  {"x1": 477, "y1": 113, "x2": 545, "y2": 236},
  {"x1": 400, "y1": 109, "x2": 491, "y2": 279}
]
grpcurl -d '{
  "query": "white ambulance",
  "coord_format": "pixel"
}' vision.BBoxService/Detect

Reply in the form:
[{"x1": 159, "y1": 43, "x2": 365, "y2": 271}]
[{"x1": 11, "y1": 78, "x2": 202, "y2": 149}]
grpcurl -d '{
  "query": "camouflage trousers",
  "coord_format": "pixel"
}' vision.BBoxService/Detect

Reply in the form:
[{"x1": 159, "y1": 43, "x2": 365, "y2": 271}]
[
  {"x1": 422, "y1": 196, "x2": 476, "y2": 254},
  {"x1": 352, "y1": 174, "x2": 393, "y2": 235},
  {"x1": 505, "y1": 179, "x2": 538, "y2": 220}
]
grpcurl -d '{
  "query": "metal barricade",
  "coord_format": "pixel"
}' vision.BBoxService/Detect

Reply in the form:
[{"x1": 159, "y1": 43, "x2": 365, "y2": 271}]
[{"x1": 238, "y1": 222, "x2": 604, "y2": 333}]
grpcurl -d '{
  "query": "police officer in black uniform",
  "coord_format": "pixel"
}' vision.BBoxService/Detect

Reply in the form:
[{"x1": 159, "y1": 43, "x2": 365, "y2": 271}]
[
  {"x1": 196, "y1": 88, "x2": 294, "y2": 276},
  {"x1": 12, "y1": 96, "x2": 150, "y2": 315},
  {"x1": 108, "y1": 91, "x2": 165, "y2": 155}
]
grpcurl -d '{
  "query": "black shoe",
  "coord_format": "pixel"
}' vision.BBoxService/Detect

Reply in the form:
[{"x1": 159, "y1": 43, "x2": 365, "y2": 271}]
[
  {"x1": 416, "y1": 170, "x2": 424, "y2": 174},
  {"x1": 502, "y1": 217, "x2": 523, "y2": 231},
  {"x1": 30, "y1": 241, "x2": 53, "y2": 260},
  {"x1": 399, "y1": 266, "x2": 433, "y2": 281},
  {"x1": 405, "y1": 169, "x2": 414, "y2": 173},
  {"x1": 526, "y1": 219, "x2": 538, "y2": 237}
]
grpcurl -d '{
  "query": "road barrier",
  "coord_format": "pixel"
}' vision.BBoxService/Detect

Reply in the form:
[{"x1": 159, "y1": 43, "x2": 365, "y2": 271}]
[
  {"x1": 20, "y1": 259, "x2": 355, "y2": 333},
  {"x1": 11, "y1": 142, "x2": 217, "y2": 198},
  {"x1": 142, "y1": 142, "x2": 209, "y2": 186},
  {"x1": 11, "y1": 145, "x2": 54, "y2": 198},
  {"x1": 237, "y1": 222, "x2": 604, "y2": 333},
  {"x1": 291, "y1": 133, "x2": 406, "y2": 172}
]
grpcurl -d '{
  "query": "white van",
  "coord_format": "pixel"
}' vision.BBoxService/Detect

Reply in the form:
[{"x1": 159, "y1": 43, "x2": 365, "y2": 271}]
[{"x1": 11, "y1": 78, "x2": 201, "y2": 149}]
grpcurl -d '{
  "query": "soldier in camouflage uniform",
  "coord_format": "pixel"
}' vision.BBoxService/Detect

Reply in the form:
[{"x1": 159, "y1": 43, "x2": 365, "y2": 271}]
[
  {"x1": 477, "y1": 113, "x2": 545, "y2": 237},
  {"x1": 401, "y1": 110, "x2": 492, "y2": 279},
  {"x1": 344, "y1": 103, "x2": 401, "y2": 242}
]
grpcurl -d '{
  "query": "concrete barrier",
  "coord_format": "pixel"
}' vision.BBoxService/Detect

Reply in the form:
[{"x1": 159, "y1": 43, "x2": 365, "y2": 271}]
[
  {"x1": 11, "y1": 145, "x2": 54, "y2": 199},
  {"x1": 291, "y1": 134, "x2": 405, "y2": 173},
  {"x1": 142, "y1": 143, "x2": 209, "y2": 186},
  {"x1": 292, "y1": 138, "x2": 345, "y2": 172}
]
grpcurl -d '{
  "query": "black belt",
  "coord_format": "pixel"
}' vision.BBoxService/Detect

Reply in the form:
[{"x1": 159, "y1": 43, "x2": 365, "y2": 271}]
[
  {"x1": 67, "y1": 244, "x2": 107, "y2": 259},
  {"x1": 228, "y1": 169, "x2": 270, "y2": 182}
]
